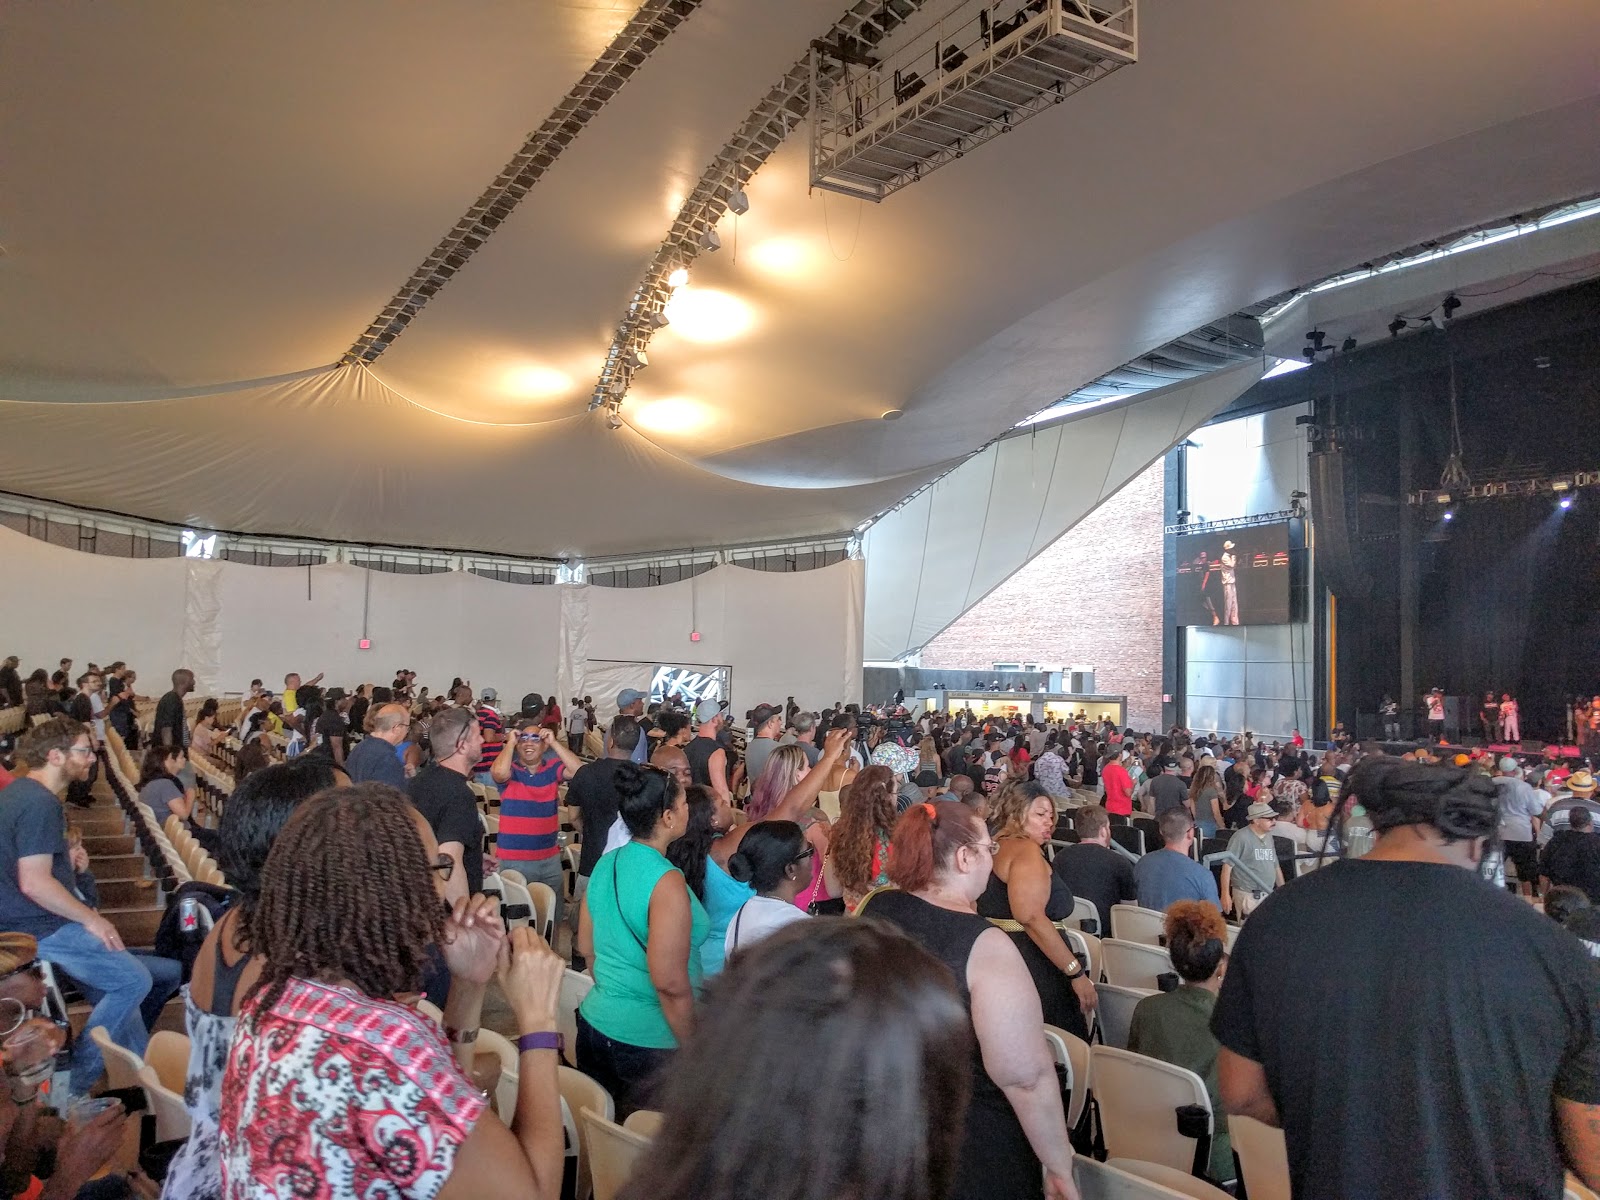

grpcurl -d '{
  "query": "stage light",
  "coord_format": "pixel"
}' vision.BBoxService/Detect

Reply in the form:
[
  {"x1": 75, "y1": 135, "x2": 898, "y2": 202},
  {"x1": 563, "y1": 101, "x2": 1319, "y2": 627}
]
[
  {"x1": 1442, "y1": 509, "x2": 1455, "y2": 521},
  {"x1": 1552, "y1": 480, "x2": 1572, "y2": 492},
  {"x1": 699, "y1": 228, "x2": 722, "y2": 253},
  {"x1": 726, "y1": 189, "x2": 749, "y2": 216},
  {"x1": 631, "y1": 396, "x2": 714, "y2": 435},
  {"x1": 501, "y1": 364, "x2": 573, "y2": 399},
  {"x1": 1341, "y1": 336, "x2": 1357, "y2": 353},
  {"x1": 1435, "y1": 492, "x2": 1452, "y2": 504},
  {"x1": 623, "y1": 347, "x2": 648, "y2": 370},
  {"x1": 1442, "y1": 294, "x2": 1462, "y2": 320},
  {"x1": 1559, "y1": 496, "x2": 1573, "y2": 510},
  {"x1": 661, "y1": 286, "x2": 754, "y2": 343},
  {"x1": 667, "y1": 267, "x2": 690, "y2": 289},
  {"x1": 1388, "y1": 317, "x2": 1407, "y2": 338},
  {"x1": 648, "y1": 310, "x2": 670, "y2": 329},
  {"x1": 881, "y1": 409, "x2": 903, "y2": 421},
  {"x1": 604, "y1": 411, "x2": 623, "y2": 430}
]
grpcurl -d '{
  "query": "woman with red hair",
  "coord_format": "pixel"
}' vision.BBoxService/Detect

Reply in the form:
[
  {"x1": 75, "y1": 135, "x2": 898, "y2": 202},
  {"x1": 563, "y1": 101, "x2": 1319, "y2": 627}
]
[{"x1": 861, "y1": 801, "x2": 1081, "y2": 1200}]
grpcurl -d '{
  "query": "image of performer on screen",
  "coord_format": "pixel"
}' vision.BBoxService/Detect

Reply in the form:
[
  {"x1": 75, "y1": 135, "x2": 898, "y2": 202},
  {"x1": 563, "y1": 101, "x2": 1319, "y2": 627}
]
[
  {"x1": 1193, "y1": 550, "x2": 1221, "y2": 625},
  {"x1": 1219, "y1": 541, "x2": 1240, "y2": 625}
]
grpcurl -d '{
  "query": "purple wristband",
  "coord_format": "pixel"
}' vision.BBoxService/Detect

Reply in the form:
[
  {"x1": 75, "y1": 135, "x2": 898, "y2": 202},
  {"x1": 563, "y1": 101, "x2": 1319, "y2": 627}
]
[{"x1": 517, "y1": 1031, "x2": 563, "y2": 1055}]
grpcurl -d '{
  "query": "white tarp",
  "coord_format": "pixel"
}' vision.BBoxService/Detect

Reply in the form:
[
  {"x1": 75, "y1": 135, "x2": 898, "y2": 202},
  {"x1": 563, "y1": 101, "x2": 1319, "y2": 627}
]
[
  {"x1": 0, "y1": 526, "x2": 863, "y2": 711},
  {"x1": 863, "y1": 362, "x2": 1262, "y2": 661}
]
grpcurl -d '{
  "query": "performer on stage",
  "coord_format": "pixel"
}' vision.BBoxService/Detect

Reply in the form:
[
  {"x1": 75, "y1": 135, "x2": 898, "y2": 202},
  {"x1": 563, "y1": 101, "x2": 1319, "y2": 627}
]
[
  {"x1": 1480, "y1": 691, "x2": 1500, "y2": 743},
  {"x1": 1380, "y1": 694, "x2": 1400, "y2": 741},
  {"x1": 1585, "y1": 695, "x2": 1600, "y2": 760},
  {"x1": 1500, "y1": 692, "x2": 1521, "y2": 745},
  {"x1": 1425, "y1": 688, "x2": 1445, "y2": 743},
  {"x1": 1219, "y1": 541, "x2": 1240, "y2": 625}
]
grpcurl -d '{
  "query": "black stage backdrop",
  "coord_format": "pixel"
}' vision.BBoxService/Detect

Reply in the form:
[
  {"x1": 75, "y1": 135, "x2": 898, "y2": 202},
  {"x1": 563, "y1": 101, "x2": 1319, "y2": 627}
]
[{"x1": 1258, "y1": 277, "x2": 1600, "y2": 741}]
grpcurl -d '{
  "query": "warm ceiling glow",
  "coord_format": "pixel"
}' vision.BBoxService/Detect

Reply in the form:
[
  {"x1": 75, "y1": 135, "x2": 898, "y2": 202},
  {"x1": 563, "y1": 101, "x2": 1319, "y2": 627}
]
[
  {"x1": 662, "y1": 286, "x2": 754, "y2": 343},
  {"x1": 667, "y1": 267, "x2": 690, "y2": 289},
  {"x1": 747, "y1": 236, "x2": 814, "y2": 276},
  {"x1": 630, "y1": 396, "x2": 715, "y2": 435},
  {"x1": 501, "y1": 364, "x2": 573, "y2": 398}
]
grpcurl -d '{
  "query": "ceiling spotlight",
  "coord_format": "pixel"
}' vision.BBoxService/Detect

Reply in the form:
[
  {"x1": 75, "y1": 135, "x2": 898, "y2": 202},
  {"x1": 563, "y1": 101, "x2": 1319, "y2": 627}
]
[
  {"x1": 667, "y1": 267, "x2": 690, "y2": 289},
  {"x1": 1290, "y1": 490, "x2": 1308, "y2": 501},
  {"x1": 727, "y1": 189, "x2": 749, "y2": 216},
  {"x1": 1340, "y1": 336, "x2": 1357, "y2": 353},
  {"x1": 1553, "y1": 479, "x2": 1572, "y2": 492},
  {"x1": 648, "y1": 309, "x2": 670, "y2": 329},
  {"x1": 1434, "y1": 492, "x2": 1452, "y2": 504},
  {"x1": 1388, "y1": 317, "x2": 1407, "y2": 338},
  {"x1": 699, "y1": 228, "x2": 722, "y2": 253},
  {"x1": 1442, "y1": 509, "x2": 1455, "y2": 521},
  {"x1": 880, "y1": 409, "x2": 904, "y2": 421},
  {"x1": 1559, "y1": 496, "x2": 1574, "y2": 510},
  {"x1": 623, "y1": 347, "x2": 648, "y2": 370},
  {"x1": 1176, "y1": 510, "x2": 1192, "y2": 522},
  {"x1": 604, "y1": 411, "x2": 623, "y2": 430},
  {"x1": 1442, "y1": 294, "x2": 1462, "y2": 320}
]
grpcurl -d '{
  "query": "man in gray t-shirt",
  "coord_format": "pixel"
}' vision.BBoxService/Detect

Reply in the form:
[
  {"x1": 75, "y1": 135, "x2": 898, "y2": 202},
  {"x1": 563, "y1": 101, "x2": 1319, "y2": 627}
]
[
  {"x1": 1149, "y1": 758, "x2": 1190, "y2": 817},
  {"x1": 1222, "y1": 802, "x2": 1285, "y2": 918},
  {"x1": 1494, "y1": 758, "x2": 1545, "y2": 892},
  {"x1": 743, "y1": 703, "x2": 784, "y2": 787}
]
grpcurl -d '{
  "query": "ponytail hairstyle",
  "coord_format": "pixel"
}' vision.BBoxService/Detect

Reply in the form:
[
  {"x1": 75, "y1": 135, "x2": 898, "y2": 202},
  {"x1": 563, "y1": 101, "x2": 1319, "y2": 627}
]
[
  {"x1": 832, "y1": 766, "x2": 898, "y2": 895},
  {"x1": 1329, "y1": 758, "x2": 1500, "y2": 861},
  {"x1": 726, "y1": 821, "x2": 808, "y2": 894},
  {"x1": 888, "y1": 800, "x2": 984, "y2": 892},
  {"x1": 1164, "y1": 900, "x2": 1227, "y2": 982},
  {"x1": 616, "y1": 761, "x2": 682, "y2": 839}
]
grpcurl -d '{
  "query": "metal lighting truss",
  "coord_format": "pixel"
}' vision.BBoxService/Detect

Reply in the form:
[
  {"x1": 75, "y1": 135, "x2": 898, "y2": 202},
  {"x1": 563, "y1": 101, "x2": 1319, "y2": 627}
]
[
  {"x1": 1406, "y1": 469, "x2": 1600, "y2": 507},
  {"x1": 342, "y1": 0, "x2": 702, "y2": 366},
  {"x1": 1164, "y1": 510, "x2": 1302, "y2": 538},
  {"x1": 592, "y1": 0, "x2": 935, "y2": 416},
  {"x1": 809, "y1": 0, "x2": 1136, "y2": 201}
]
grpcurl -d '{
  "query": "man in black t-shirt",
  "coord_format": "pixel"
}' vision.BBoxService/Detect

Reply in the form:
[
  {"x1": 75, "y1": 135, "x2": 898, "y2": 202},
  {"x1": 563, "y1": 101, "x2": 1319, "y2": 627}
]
[
  {"x1": 1540, "y1": 807, "x2": 1600, "y2": 903},
  {"x1": 314, "y1": 689, "x2": 353, "y2": 767},
  {"x1": 153, "y1": 668, "x2": 194, "y2": 750},
  {"x1": 1050, "y1": 804, "x2": 1135, "y2": 935},
  {"x1": 406, "y1": 707, "x2": 484, "y2": 901},
  {"x1": 1213, "y1": 759, "x2": 1600, "y2": 1199},
  {"x1": 568, "y1": 717, "x2": 641, "y2": 881}
]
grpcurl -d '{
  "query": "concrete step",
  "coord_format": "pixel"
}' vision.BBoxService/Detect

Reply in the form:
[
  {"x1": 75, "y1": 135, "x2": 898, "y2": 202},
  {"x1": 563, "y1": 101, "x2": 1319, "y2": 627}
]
[
  {"x1": 82, "y1": 834, "x2": 137, "y2": 857},
  {"x1": 94, "y1": 878, "x2": 162, "y2": 908},
  {"x1": 72, "y1": 812, "x2": 129, "y2": 837},
  {"x1": 90, "y1": 855, "x2": 149, "y2": 882},
  {"x1": 103, "y1": 907, "x2": 162, "y2": 948}
]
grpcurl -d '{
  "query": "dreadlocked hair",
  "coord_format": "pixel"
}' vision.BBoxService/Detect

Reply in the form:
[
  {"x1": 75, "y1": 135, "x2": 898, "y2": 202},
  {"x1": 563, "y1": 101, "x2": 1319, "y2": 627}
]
[
  {"x1": 832, "y1": 766, "x2": 897, "y2": 895},
  {"x1": 245, "y1": 783, "x2": 444, "y2": 1014},
  {"x1": 1332, "y1": 758, "x2": 1500, "y2": 853}
]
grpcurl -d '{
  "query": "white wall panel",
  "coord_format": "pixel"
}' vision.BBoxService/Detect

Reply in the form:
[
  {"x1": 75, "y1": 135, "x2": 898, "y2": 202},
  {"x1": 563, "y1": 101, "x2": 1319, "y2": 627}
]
[{"x1": 865, "y1": 363, "x2": 1261, "y2": 661}]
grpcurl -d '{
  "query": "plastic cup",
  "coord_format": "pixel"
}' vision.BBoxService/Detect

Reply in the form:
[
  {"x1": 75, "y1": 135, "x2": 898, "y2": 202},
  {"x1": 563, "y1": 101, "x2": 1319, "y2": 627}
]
[{"x1": 67, "y1": 1096, "x2": 119, "y2": 1127}]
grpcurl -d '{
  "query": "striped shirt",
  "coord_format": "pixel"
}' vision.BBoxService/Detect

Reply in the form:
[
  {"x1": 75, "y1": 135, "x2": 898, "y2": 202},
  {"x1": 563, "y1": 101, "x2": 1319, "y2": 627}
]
[
  {"x1": 474, "y1": 705, "x2": 505, "y2": 774},
  {"x1": 498, "y1": 753, "x2": 565, "y2": 861}
]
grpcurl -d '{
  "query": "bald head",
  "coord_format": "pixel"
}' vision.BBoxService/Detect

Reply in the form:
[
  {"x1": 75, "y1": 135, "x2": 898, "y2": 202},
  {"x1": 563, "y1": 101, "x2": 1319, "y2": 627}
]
[
  {"x1": 652, "y1": 743, "x2": 692, "y2": 789},
  {"x1": 370, "y1": 702, "x2": 411, "y2": 743}
]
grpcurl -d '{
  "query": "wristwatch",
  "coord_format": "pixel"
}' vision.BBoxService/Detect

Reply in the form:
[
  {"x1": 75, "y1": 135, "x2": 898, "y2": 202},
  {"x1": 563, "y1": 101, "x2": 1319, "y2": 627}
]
[{"x1": 516, "y1": 1031, "x2": 563, "y2": 1055}]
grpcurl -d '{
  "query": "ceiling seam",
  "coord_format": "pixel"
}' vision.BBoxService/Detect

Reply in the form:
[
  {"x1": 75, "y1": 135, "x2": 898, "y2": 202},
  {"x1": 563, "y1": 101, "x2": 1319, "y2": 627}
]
[
  {"x1": 341, "y1": 0, "x2": 704, "y2": 366},
  {"x1": 590, "y1": 0, "x2": 937, "y2": 415}
]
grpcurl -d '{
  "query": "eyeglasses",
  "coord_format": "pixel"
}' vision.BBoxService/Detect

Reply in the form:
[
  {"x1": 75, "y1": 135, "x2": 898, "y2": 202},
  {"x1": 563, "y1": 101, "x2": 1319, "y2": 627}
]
[
  {"x1": 0, "y1": 959, "x2": 41, "y2": 984},
  {"x1": 66, "y1": 746, "x2": 95, "y2": 756},
  {"x1": 430, "y1": 855, "x2": 455, "y2": 882},
  {"x1": 971, "y1": 841, "x2": 1000, "y2": 856},
  {"x1": 791, "y1": 847, "x2": 816, "y2": 865}
]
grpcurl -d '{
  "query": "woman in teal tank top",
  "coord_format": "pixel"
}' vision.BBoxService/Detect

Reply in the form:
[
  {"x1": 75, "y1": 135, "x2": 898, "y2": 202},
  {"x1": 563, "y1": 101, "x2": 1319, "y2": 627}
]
[{"x1": 577, "y1": 762, "x2": 709, "y2": 1116}]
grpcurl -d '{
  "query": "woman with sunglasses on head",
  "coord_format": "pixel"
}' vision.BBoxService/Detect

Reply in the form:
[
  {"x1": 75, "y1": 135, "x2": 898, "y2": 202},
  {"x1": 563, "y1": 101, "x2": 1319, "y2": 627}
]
[
  {"x1": 576, "y1": 761, "x2": 707, "y2": 1119},
  {"x1": 221, "y1": 783, "x2": 568, "y2": 1200},
  {"x1": 722, "y1": 821, "x2": 812, "y2": 957},
  {"x1": 862, "y1": 801, "x2": 1081, "y2": 1200}
]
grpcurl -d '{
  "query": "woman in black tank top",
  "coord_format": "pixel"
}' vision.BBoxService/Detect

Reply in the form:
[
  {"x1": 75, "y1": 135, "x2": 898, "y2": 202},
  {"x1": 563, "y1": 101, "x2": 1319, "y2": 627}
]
[{"x1": 861, "y1": 800, "x2": 1082, "y2": 1200}]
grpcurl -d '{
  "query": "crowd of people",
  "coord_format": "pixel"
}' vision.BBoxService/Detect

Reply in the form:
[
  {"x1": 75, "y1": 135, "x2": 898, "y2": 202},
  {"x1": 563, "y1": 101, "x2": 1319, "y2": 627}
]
[{"x1": 0, "y1": 654, "x2": 1598, "y2": 1200}]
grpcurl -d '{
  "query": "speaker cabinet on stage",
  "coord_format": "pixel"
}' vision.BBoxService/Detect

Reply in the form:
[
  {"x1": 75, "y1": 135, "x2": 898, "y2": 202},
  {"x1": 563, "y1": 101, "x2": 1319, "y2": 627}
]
[{"x1": 1442, "y1": 696, "x2": 1463, "y2": 743}]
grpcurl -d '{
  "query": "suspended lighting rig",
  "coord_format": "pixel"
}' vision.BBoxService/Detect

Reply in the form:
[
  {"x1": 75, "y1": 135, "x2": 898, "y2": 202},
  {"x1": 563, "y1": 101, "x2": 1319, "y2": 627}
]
[{"x1": 809, "y1": 0, "x2": 1137, "y2": 201}]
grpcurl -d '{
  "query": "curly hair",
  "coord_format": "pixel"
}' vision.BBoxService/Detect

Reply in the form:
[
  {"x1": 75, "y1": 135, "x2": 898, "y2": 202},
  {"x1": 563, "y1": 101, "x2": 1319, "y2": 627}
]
[
  {"x1": 988, "y1": 781, "x2": 1051, "y2": 840},
  {"x1": 245, "y1": 783, "x2": 444, "y2": 1013},
  {"x1": 831, "y1": 765, "x2": 897, "y2": 896},
  {"x1": 1163, "y1": 900, "x2": 1227, "y2": 982}
]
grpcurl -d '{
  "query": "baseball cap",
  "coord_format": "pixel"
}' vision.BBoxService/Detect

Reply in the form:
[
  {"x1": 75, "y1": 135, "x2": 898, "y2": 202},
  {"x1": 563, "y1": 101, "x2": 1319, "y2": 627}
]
[
  {"x1": 480, "y1": 687, "x2": 497, "y2": 703},
  {"x1": 694, "y1": 698, "x2": 723, "y2": 723},
  {"x1": 1497, "y1": 756, "x2": 1520, "y2": 774},
  {"x1": 617, "y1": 688, "x2": 647, "y2": 709},
  {"x1": 748, "y1": 703, "x2": 782, "y2": 730},
  {"x1": 324, "y1": 687, "x2": 348, "y2": 702}
]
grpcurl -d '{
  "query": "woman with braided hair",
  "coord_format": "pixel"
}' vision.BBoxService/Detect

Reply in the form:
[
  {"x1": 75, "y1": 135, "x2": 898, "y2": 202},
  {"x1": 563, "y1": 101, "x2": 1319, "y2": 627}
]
[
  {"x1": 1213, "y1": 758, "x2": 1600, "y2": 1200},
  {"x1": 219, "y1": 783, "x2": 568, "y2": 1200}
]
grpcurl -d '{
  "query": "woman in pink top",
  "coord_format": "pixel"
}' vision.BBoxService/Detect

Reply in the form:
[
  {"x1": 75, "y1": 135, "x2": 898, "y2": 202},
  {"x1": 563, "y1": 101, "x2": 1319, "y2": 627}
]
[{"x1": 1101, "y1": 750, "x2": 1133, "y2": 816}]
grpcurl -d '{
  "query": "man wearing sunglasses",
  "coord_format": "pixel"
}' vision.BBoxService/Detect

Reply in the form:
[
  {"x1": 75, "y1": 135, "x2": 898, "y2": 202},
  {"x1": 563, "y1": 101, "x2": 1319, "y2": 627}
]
[
  {"x1": 491, "y1": 719, "x2": 583, "y2": 927},
  {"x1": 0, "y1": 718, "x2": 162, "y2": 1092},
  {"x1": 408, "y1": 707, "x2": 487, "y2": 906}
]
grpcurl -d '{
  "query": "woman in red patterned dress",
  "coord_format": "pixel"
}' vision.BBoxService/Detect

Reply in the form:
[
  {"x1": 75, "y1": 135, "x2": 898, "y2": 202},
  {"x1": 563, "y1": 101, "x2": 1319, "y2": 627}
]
[{"x1": 220, "y1": 782, "x2": 567, "y2": 1200}]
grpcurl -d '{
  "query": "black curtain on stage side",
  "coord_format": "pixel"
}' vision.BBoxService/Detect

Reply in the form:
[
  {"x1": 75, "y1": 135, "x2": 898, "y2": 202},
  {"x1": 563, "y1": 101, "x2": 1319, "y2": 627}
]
[{"x1": 1415, "y1": 498, "x2": 1600, "y2": 739}]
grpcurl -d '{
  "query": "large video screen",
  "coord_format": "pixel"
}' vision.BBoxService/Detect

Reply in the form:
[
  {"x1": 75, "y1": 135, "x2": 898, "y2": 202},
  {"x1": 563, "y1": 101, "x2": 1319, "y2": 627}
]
[{"x1": 1175, "y1": 522, "x2": 1291, "y2": 626}]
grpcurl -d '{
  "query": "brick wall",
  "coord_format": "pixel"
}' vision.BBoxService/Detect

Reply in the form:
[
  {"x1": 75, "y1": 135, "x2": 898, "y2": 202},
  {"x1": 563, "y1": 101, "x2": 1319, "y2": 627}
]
[{"x1": 920, "y1": 457, "x2": 1166, "y2": 730}]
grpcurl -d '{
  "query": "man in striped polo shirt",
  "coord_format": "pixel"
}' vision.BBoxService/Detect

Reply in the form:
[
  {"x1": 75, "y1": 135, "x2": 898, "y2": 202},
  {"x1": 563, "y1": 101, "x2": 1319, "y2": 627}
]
[{"x1": 489, "y1": 718, "x2": 583, "y2": 924}]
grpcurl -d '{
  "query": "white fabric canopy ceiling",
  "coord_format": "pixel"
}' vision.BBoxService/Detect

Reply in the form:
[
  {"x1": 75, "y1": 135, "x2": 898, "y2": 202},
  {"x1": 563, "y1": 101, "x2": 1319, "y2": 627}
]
[{"x1": 2, "y1": 1, "x2": 1599, "y2": 557}]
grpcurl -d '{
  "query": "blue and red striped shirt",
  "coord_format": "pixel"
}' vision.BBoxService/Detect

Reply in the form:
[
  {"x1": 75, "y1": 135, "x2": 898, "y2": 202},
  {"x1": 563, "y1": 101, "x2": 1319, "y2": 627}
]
[{"x1": 498, "y1": 753, "x2": 566, "y2": 861}]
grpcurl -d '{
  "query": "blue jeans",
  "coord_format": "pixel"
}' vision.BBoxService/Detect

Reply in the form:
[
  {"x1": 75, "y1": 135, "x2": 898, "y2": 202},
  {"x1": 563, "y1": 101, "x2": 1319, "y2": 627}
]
[{"x1": 38, "y1": 924, "x2": 155, "y2": 1093}]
